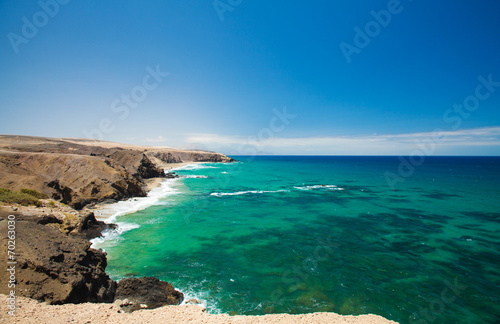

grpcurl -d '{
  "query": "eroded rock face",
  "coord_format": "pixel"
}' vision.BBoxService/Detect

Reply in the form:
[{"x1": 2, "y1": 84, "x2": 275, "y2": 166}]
[
  {"x1": 166, "y1": 151, "x2": 236, "y2": 163},
  {"x1": 137, "y1": 154, "x2": 165, "y2": 179},
  {"x1": 0, "y1": 219, "x2": 116, "y2": 304},
  {"x1": 75, "y1": 212, "x2": 117, "y2": 240},
  {"x1": 114, "y1": 277, "x2": 184, "y2": 312},
  {"x1": 149, "y1": 152, "x2": 182, "y2": 164}
]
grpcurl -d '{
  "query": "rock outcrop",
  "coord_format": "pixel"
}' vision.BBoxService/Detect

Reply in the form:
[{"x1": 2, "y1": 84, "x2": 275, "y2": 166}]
[
  {"x1": 76, "y1": 212, "x2": 117, "y2": 240},
  {"x1": 136, "y1": 154, "x2": 165, "y2": 179},
  {"x1": 114, "y1": 277, "x2": 184, "y2": 312},
  {"x1": 0, "y1": 208, "x2": 180, "y2": 309},
  {"x1": 0, "y1": 218, "x2": 116, "y2": 304},
  {"x1": 148, "y1": 150, "x2": 235, "y2": 164},
  {"x1": 148, "y1": 151, "x2": 182, "y2": 164}
]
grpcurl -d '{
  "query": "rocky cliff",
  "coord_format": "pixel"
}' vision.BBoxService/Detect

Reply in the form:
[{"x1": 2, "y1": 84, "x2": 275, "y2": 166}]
[
  {"x1": 0, "y1": 217, "x2": 116, "y2": 304},
  {"x1": 0, "y1": 210, "x2": 184, "y2": 309},
  {"x1": 0, "y1": 135, "x2": 234, "y2": 209}
]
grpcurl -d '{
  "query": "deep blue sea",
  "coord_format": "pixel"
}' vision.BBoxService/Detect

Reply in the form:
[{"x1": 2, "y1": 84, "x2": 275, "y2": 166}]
[{"x1": 93, "y1": 156, "x2": 500, "y2": 323}]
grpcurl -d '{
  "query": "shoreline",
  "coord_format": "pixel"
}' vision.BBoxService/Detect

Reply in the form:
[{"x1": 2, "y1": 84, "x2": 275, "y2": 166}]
[
  {"x1": 88, "y1": 161, "x2": 216, "y2": 312},
  {"x1": 86, "y1": 162, "x2": 203, "y2": 222},
  {"x1": 0, "y1": 135, "x2": 398, "y2": 323},
  {"x1": 82, "y1": 162, "x2": 398, "y2": 323}
]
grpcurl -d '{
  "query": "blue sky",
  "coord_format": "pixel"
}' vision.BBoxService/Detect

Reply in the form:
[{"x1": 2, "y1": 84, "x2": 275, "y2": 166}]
[{"x1": 1, "y1": 0, "x2": 499, "y2": 155}]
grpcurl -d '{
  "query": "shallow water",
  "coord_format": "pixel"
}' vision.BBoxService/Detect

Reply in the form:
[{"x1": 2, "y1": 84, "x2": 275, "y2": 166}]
[{"x1": 94, "y1": 156, "x2": 500, "y2": 323}]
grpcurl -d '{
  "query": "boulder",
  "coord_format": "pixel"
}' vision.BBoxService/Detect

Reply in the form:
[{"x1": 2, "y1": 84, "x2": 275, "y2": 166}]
[
  {"x1": 74, "y1": 212, "x2": 117, "y2": 240},
  {"x1": 114, "y1": 277, "x2": 183, "y2": 312}
]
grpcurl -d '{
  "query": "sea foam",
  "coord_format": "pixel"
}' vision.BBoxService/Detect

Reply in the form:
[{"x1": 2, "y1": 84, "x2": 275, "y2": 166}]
[
  {"x1": 90, "y1": 177, "x2": 182, "y2": 248},
  {"x1": 210, "y1": 185, "x2": 344, "y2": 197},
  {"x1": 90, "y1": 222, "x2": 140, "y2": 247},
  {"x1": 96, "y1": 178, "x2": 181, "y2": 223},
  {"x1": 172, "y1": 163, "x2": 219, "y2": 171},
  {"x1": 183, "y1": 175, "x2": 209, "y2": 179},
  {"x1": 210, "y1": 189, "x2": 290, "y2": 197},
  {"x1": 294, "y1": 185, "x2": 344, "y2": 191},
  {"x1": 91, "y1": 164, "x2": 215, "y2": 248}
]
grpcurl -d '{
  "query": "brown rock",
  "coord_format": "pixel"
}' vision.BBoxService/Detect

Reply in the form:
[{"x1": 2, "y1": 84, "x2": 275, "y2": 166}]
[
  {"x1": 74, "y1": 212, "x2": 117, "y2": 240},
  {"x1": 114, "y1": 277, "x2": 183, "y2": 312},
  {"x1": 0, "y1": 219, "x2": 116, "y2": 304}
]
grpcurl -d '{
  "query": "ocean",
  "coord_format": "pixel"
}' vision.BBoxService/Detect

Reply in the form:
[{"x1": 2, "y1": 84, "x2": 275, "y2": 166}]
[{"x1": 92, "y1": 156, "x2": 500, "y2": 323}]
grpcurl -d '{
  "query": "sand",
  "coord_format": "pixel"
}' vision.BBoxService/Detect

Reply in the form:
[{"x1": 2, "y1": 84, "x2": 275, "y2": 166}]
[
  {"x1": 0, "y1": 295, "x2": 397, "y2": 324},
  {"x1": 144, "y1": 162, "x2": 207, "y2": 192},
  {"x1": 141, "y1": 162, "x2": 203, "y2": 191}
]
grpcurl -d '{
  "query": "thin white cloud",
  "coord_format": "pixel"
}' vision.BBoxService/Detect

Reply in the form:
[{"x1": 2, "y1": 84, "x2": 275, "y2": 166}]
[
  {"x1": 185, "y1": 127, "x2": 500, "y2": 155},
  {"x1": 144, "y1": 135, "x2": 169, "y2": 143}
]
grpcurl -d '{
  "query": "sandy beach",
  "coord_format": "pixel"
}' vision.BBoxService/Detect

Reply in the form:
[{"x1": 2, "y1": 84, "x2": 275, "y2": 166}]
[
  {"x1": 117, "y1": 160, "x2": 203, "y2": 193},
  {"x1": 88, "y1": 162, "x2": 202, "y2": 221},
  {"x1": 144, "y1": 162, "x2": 203, "y2": 191}
]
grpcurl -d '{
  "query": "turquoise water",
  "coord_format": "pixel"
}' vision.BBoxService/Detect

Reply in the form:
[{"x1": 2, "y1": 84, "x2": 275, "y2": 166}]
[{"x1": 95, "y1": 156, "x2": 500, "y2": 323}]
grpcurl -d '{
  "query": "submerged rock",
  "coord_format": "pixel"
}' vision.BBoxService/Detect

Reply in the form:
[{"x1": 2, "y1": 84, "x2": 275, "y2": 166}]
[
  {"x1": 114, "y1": 277, "x2": 184, "y2": 312},
  {"x1": 185, "y1": 298, "x2": 202, "y2": 305}
]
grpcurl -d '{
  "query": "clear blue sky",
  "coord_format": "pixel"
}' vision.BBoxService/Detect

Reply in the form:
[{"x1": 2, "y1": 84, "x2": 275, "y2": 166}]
[{"x1": 1, "y1": 0, "x2": 499, "y2": 155}]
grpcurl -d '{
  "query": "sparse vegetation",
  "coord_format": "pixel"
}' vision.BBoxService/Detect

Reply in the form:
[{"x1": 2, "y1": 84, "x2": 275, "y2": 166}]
[
  {"x1": 0, "y1": 187, "x2": 43, "y2": 207},
  {"x1": 49, "y1": 212, "x2": 81, "y2": 233},
  {"x1": 0, "y1": 188, "x2": 11, "y2": 196},
  {"x1": 20, "y1": 188, "x2": 49, "y2": 199}
]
